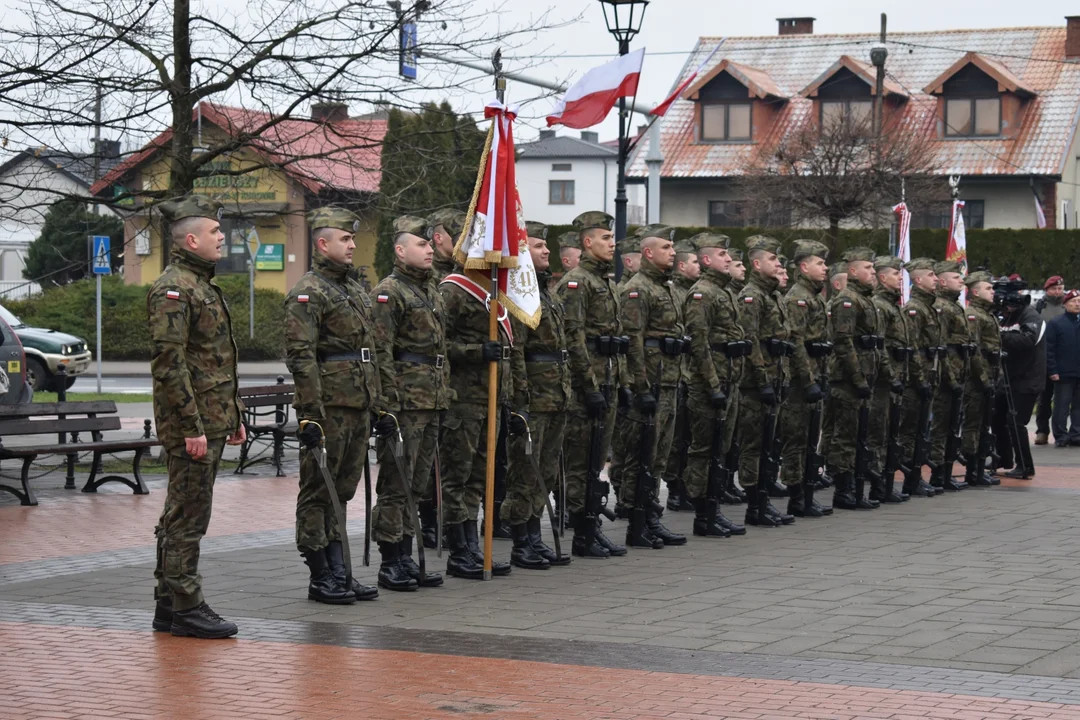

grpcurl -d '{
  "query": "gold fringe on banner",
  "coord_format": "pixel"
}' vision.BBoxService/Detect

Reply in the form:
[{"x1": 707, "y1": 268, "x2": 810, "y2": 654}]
[{"x1": 453, "y1": 114, "x2": 521, "y2": 272}]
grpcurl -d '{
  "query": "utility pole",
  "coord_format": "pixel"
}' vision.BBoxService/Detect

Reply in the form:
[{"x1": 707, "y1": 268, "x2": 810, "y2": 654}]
[
  {"x1": 91, "y1": 85, "x2": 103, "y2": 216},
  {"x1": 871, "y1": 14, "x2": 887, "y2": 137}
]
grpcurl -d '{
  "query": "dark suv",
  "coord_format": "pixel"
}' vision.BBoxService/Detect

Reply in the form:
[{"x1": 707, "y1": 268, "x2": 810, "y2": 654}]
[{"x1": 0, "y1": 304, "x2": 91, "y2": 392}]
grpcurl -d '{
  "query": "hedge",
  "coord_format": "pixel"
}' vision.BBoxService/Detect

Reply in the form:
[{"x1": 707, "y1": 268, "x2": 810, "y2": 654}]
[
  {"x1": 4, "y1": 275, "x2": 286, "y2": 361},
  {"x1": 541, "y1": 225, "x2": 1080, "y2": 287}
]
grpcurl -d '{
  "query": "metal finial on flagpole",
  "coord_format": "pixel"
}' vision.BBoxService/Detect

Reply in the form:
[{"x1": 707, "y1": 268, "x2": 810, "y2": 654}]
[
  {"x1": 900, "y1": 177, "x2": 906, "y2": 203},
  {"x1": 948, "y1": 174, "x2": 961, "y2": 200},
  {"x1": 492, "y1": 49, "x2": 505, "y2": 103}
]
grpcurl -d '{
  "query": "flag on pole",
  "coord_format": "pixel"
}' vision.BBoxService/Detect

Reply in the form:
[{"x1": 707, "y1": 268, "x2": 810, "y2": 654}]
[
  {"x1": 650, "y1": 44, "x2": 722, "y2": 117},
  {"x1": 1034, "y1": 189, "x2": 1047, "y2": 228},
  {"x1": 546, "y1": 48, "x2": 645, "y2": 129},
  {"x1": 947, "y1": 199, "x2": 968, "y2": 304},
  {"x1": 455, "y1": 101, "x2": 541, "y2": 328},
  {"x1": 893, "y1": 201, "x2": 912, "y2": 304}
]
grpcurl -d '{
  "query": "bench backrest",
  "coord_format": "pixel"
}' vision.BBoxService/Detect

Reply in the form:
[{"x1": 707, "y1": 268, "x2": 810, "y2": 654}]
[
  {"x1": 0, "y1": 401, "x2": 118, "y2": 419},
  {"x1": 0, "y1": 401, "x2": 121, "y2": 438},
  {"x1": 238, "y1": 385, "x2": 295, "y2": 408}
]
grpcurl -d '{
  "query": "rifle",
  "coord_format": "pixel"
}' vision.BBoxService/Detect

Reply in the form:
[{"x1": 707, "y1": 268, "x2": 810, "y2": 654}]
[
  {"x1": 940, "y1": 344, "x2": 972, "y2": 486},
  {"x1": 881, "y1": 346, "x2": 912, "y2": 500},
  {"x1": 852, "y1": 334, "x2": 882, "y2": 506},
  {"x1": 667, "y1": 380, "x2": 691, "y2": 507},
  {"x1": 705, "y1": 340, "x2": 752, "y2": 524},
  {"x1": 757, "y1": 339, "x2": 794, "y2": 526},
  {"x1": 971, "y1": 355, "x2": 1000, "y2": 485},
  {"x1": 902, "y1": 346, "x2": 939, "y2": 480},
  {"x1": 803, "y1": 341, "x2": 832, "y2": 493},
  {"x1": 584, "y1": 336, "x2": 625, "y2": 530}
]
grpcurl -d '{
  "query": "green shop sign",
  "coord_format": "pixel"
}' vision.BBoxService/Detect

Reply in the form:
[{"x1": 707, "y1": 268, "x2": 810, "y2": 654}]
[{"x1": 255, "y1": 244, "x2": 284, "y2": 271}]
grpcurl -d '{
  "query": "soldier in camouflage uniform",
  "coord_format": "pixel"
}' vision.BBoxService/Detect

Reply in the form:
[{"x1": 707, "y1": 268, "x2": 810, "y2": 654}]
[
  {"x1": 428, "y1": 209, "x2": 464, "y2": 283},
  {"x1": 369, "y1": 216, "x2": 451, "y2": 590},
  {"x1": 663, "y1": 237, "x2": 700, "y2": 512},
  {"x1": 826, "y1": 247, "x2": 885, "y2": 510},
  {"x1": 618, "y1": 234, "x2": 641, "y2": 289},
  {"x1": 779, "y1": 240, "x2": 833, "y2": 518},
  {"x1": 724, "y1": 248, "x2": 748, "y2": 497},
  {"x1": 555, "y1": 211, "x2": 627, "y2": 559},
  {"x1": 503, "y1": 222, "x2": 572, "y2": 570},
  {"x1": 149, "y1": 195, "x2": 246, "y2": 639},
  {"x1": 900, "y1": 258, "x2": 944, "y2": 498},
  {"x1": 869, "y1": 256, "x2": 909, "y2": 504},
  {"x1": 736, "y1": 236, "x2": 794, "y2": 527},
  {"x1": 682, "y1": 233, "x2": 746, "y2": 537},
  {"x1": 962, "y1": 271, "x2": 1000, "y2": 487},
  {"x1": 558, "y1": 231, "x2": 582, "y2": 274},
  {"x1": 930, "y1": 260, "x2": 972, "y2": 492},
  {"x1": 608, "y1": 232, "x2": 642, "y2": 503},
  {"x1": 828, "y1": 262, "x2": 848, "y2": 300},
  {"x1": 728, "y1": 249, "x2": 747, "y2": 293}
]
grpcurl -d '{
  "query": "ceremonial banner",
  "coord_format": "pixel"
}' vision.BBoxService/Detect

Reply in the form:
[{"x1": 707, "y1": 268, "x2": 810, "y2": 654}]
[
  {"x1": 1034, "y1": 189, "x2": 1047, "y2": 228},
  {"x1": 947, "y1": 199, "x2": 968, "y2": 304},
  {"x1": 893, "y1": 201, "x2": 912, "y2": 304}
]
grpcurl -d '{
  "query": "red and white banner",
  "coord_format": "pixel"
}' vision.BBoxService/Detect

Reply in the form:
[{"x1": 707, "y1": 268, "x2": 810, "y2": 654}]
[
  {"x1": 1034, "y1": 190, "x2": 1047, "y2": 228},
  {"x1": 947, "y1": 199, "x2": 968, "y2": 305},
  {"x1": 650, "y1": 44, "x2": 721, "y2": 117},
  {"x1": 546, "y1": 48, "x2": 645, "y2": 129},
  {"x1": 455, "y1": 101, "x2": 541, "y2": 328},
  {"x1": 893, "y1": 202, "x2": 912, "y2": 304}
]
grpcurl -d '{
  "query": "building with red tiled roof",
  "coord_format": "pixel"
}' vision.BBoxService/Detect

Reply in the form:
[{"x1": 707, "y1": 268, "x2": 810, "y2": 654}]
[
  {"x1": 630, "y1": 17, "x2": 1080, "y2": 231},
  {"x1": 92, "y1": 101, "x2": 388, "y2": 291}
]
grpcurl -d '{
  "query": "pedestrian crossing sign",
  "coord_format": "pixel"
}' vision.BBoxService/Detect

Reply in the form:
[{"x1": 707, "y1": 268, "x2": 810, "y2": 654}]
[{"x1": 90, "y1": 235, "x2": 111, "y2": 275}]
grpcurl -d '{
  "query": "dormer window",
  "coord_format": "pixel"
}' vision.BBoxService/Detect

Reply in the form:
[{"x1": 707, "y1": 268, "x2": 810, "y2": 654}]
[
  {"x1": 945, "y1": 97, "x2": 1000, "y2": 137},
  {"x1": 680, "y1": 58, "x2": 786, "y2": 145},
  {"x1": 702, "y1": 102, "x2": 751, "y2": 141},
  {"x1": 923, "y1": 52, "x2": 1034, "y2": 140},
  {"x1": 821, "y1": 99, "x2": 872, "y2": 128},
  {"x1": 800, "y1": 56, "x2": 908, "y2": 132}
]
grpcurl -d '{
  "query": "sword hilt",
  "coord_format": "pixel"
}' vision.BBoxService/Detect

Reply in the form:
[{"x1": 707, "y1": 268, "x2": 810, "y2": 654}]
[
  {"x1": 510, "y1": 411, "x2": 533, "y2": 456},
  {"x1": 298, "y1": 419, "x2": 326, "y2": 449},
  {"x1": 381, "y1": 411, "x2": 405, "y2": 459}
]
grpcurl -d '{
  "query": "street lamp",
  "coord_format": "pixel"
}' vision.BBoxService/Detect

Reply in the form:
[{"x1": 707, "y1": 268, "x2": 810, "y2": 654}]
[{"x1": 599, "y1": 0, "x2": 648, "y2": 272}]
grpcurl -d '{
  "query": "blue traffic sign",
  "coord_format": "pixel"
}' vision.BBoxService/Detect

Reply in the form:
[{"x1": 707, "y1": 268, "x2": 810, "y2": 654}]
[
  {"x1": 401, "y1": 22, "x2": 417, "y2": 80},
  {"x1": 91, "y1": 235, "x2": 111, "y2": 275}
]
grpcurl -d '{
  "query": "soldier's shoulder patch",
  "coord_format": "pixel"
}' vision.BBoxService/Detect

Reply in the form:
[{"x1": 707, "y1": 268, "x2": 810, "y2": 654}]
[
  {"x1": 968, "y1": 314, "x2": 976, "y2": 321},
  {"x1": 693, "y1": 292, "x2": 703, "y2": 300},
  {"x1": 842, "y1": 301, "x2": 853, "y2": 308},
  {"x1": 377, "y1": 294, "x2": 389, "y2": 303},
  {"x1": 908, "y1": 309, "x2": 917, "y2": 316},
  {"x1": 628, "y1": 291, "x2": 640, "y2": 299},
  {"x1": 797, "y1": 299, "x2": 807, "y2": 307},
  {"x1": 297, "y1": 294, "x2": 309, "y2": 303},
  {"x1": 743, "y1": 296, "x2": 753, "y2": 304},
  {"x1": 165, "y1": 290, "x2": 181, "y2": 300},
  {"x1": 567, "y1": 281, "x2": 579, "y2": 290}
]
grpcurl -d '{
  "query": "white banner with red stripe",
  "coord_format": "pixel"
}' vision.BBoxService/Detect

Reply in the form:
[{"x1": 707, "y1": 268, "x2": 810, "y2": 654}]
[{"x1": 893, "y1": 202, "x2": 912, "y2": 304}]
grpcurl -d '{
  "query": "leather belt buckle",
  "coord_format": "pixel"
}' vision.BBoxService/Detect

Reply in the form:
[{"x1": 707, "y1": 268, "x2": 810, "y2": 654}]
[
  {"x1": 501, "y1": 346, "x2": 511, "y2": 361},
  {"x1": 435, "y1": 354, "x2": 445, "y2": 369},
  {"x1": 361, "y1": 348, "x2": 371, "y2": 363}
]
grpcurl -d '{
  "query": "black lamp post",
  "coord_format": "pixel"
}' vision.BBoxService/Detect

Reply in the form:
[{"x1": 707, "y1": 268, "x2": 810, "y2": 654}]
[{"x1": 599, "y1": 0, "x2": 648, "y2": 259}]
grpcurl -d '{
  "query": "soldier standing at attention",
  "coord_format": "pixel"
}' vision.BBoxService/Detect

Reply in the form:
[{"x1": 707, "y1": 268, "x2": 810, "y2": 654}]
[
  {"x1": 608, "y1": 231, "x2": 642, "y2": 506},
  {"x1": 558, "y1": 231, "x2": 582, "y2": 274},
  {"x1": 664, "y1": 236, "x2": 700, "y2": 512},
  {"x1": 555, "y1": 211, "x2": 627, "y2": 559},
  {"x1": 869, "y1": 256, "x2": 909, "y2": 504},
  {"x1": 962, "y1": 271, "x2": 999, "y2": 487},
  {"x1": 369, "y1": 216, "x2": 450, "y2": 590},
  {"x1": 899, "y1": 259, "x2": 943, "y2": 498},
  {"x1": 287, "y1": 207, "x2": 384, "y2": 604},
  {"x1": 929, "y1": 260, "x2": 971, "y2": 492},
  {"x1": 729, "y1": 250, "x2": 747, "y2": 293},
  {"x1": 826, "y1": 247, "x2": 881, "y2": 511},
  {"x1": 618, "y1": 235, "x2": 641, "y2": 290},
  {"x1": 503, "y1": 222, "x2": 573, "y2": 569},
  {"x1": 828, "y1": 262, "x2": 848, "y2": 300},
  {"x1": 779, "y1": 241, "x2": 833, "y2": 518},
  {"x1": 149, "y1": 195, "x2": 246, "y2": 639},
  {"x1": 428, "y1": 209, "x2": 464, "y2": 283}
]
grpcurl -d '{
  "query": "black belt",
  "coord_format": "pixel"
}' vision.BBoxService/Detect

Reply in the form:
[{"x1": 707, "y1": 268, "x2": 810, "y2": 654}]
[
  {"x1": 947, "y1": 343, "x2": 975, "y2": 357},
  {"x1": 394, "y1": 351, "x2": 444, "y2": 368},
  {"x1": 525, "y1": 350, "x2": 569, "y2": 364},
  {"x1": 585, "y1": 336, "x2": 628, "y2": 357},
  {"x1": 855, "y1": 335, "x2": 884, "y2": 351},
  {"x1": 922, "y1": 347, "x2": 942, "y2": 360},
  {"x1": 319, "y1": 349, "x2": 371, "y2": 363},
  {"x1": 644, "y1": 336, "x2": 686, "y2": 356},
  {"x1": 711, "y1": 340, "x2": 752, "y2": 357},
  {"x1": 764, "y1": 339, "x2": 796, "y2": 357}
]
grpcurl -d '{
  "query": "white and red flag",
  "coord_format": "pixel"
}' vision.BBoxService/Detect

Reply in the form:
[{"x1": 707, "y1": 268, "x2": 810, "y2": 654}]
[
  {"x1": 650, "y1": 44, "x2": 722, "y2": 117},
  {"x1": 1034, "y1": 189, "x2": 1048, "y2": 228},
  {"x1": 947, "y1": 199, "x2": 968, "y2": 304},
  {"x1": 893, "y1": 201, "x2": 912, "y2": 304},
  {"x1": 546, "y1": 48, "x2": 645, "y2": 129},
  {"x1": 454, "y1": 101, "x2": 541, "y2": 328}
]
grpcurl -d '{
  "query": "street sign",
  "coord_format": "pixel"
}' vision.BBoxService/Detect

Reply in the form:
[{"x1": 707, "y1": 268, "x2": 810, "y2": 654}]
[
  {"x1": 90, "y1": 235, "x2": 111, "y2": 275},
  {"x1": 400, "y1": 22, "x2": 418, "y2": 80},
  {"x1": 255, "y1": 244, "x2": 284, "y2": 271}
]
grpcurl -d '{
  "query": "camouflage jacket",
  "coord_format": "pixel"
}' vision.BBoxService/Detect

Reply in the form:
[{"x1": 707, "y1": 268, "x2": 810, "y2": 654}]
[
  {"x1": 284, "y1": 253, "x2": 384, "y2": 420},
  {"x1": 934, "y1": 289, "x2": 970, "y2": 388},
  {"x1": 512, "y1": 269, "x2": 571, "y2": 413},
  {"x1": 738, "y1": 270, "x2": 789, "y2": 390},
  {"x1": 828, "y1": 280, "x2": 881, "y2": 391},
  {"x1": 440, "y1": 275, "x2": 523, "y2": 410},
  {"x1": 672, "y1": 272, "x2": 695, "y2": 383},
  {"x1": 905, "y1": 286, "x2": 944, "y2": 387},
  {"x1": 684, "y1": 267, "x2": 745, "y2": 393},
  {"x1": 147, "y1": 247, "x2": 243, "y2": 450},
  {"x1": 556, "y1": 253, "x2": 623, "y2": 397},
  {"x1": 968, "y1": 295, "x2": 999, "y2": 388},
  {"x1": 616, "y1": 269, "x2": 636, "y2": 293},
  {"x1": 371, "y1": 259, "x2": 451, "y2": 412},
  {"x1": 431, "y1": 253, "x2": 455, "y2": 283},
  {"x1": 872, "y1": 286, "x2": 909, "y2": 385},
  {"x1": 784, "y1": 276, "x2": 828, "y2": 391},
  {"x1": 621, "y1": 259, "x2": 684, "y2": 392}
]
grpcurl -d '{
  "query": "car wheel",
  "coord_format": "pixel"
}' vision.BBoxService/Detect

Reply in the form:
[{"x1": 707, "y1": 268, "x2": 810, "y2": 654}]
[
  {"x1": 64, "y1": 376, "x2": 77, "y2": 390},
  {"x1": 26, "y1": 357, "x2": 49, "y2": 393}
]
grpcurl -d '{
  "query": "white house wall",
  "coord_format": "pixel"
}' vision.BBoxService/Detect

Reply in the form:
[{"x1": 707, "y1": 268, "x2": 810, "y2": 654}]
[{"x1": 517, "y1": 157, "x2": 645, "y2": 225}]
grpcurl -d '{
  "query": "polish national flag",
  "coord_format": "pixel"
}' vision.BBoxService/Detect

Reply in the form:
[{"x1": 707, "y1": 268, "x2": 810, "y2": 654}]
[
  {"x1": 650, "y1": 44, "x2": 722, "y2": 117},
  {"x1": 947, "y1": 199, "x2": 968, "y2": 305},
  {"x1": 1034, "y1": 190, "x2": 1047, "y2": 228},
  {"x1": 893, "y1": 202, "x2": 912, "y2": 305},
  {"x1": 546, "y1": 48, "x2": 645, "y2": 129}
]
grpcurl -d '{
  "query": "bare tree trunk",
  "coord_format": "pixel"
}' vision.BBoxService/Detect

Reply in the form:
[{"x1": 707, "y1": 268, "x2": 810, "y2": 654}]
[{"x1": 169, "y1": 0, "x2": 193, "y2": 195}]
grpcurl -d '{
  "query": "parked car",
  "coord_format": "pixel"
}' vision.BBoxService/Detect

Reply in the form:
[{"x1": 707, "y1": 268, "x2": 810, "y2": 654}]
[
  {"x1": 0, "y1": 313, "x2": 33, "y2": 403},
  {"x1": 0, "y1": 304, "x2": 91, "y2": 392}
]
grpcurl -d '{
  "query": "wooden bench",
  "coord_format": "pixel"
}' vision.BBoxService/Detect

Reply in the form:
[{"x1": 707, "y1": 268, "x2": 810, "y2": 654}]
[
  {"x1": 235, "y1": 379, "x2": 296, "y2": 477},
  {"x1": 0, "y1": 401, "x2": 160, "y2": 506}
]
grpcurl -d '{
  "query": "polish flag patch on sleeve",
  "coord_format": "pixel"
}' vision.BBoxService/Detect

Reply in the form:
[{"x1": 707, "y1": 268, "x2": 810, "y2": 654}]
[
  {"x1": 968, "y1": 315, "x2": 976, "y2": 321},
  {"x1": 744, "y1": 297, "x2": 753, "y2": 304},
  {"x1": 628, "y1": 291, "x2": 640, "y2": 299},
  {"x1": 377, "y1": 294, "x2": 389, "y2": 303},
  {"x1": 797, "y1": 300, "x2": 807, "y2": 307},
  {"x1": 693, "y1": 292, "x2": 703, "y2": 300},
  {"x1": 165, "y1": 290, "x2": 181, "y2": 300},
  {"x1": 567, "y1": 281, "x2": 579, "y2": 290},
  {"x1": 842, "y1": 301, "x2": 853, "y2": 308},
  {"x1": 297, "y1": 294, "x2": 309, "y2": 303},
  {"x1": 908, "y1": 309, "x2": 917, "y2": 316}
]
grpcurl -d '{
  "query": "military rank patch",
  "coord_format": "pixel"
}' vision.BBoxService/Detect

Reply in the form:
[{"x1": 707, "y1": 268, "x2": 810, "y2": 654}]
[
  {"x1": 165, "y1": 290, "x2": 180, "y2": 300},
  {"x1": 628, "y1": 291, "x2": 639, "y2": 299},
  {"x1": 744, "y1": 297, "x2": 753, "y2": 304},
  {"x1": 297, "y1": 295, "x2": 309, "y2": 303},
  {"x1": 843, "y1": 302, "x2": 853, "y2": 308},
  {"x1": 567, "y1": 281, "x2": 579, "y2": 289},
  {"x1": 693, "y1": 292, "x2": 703, "y2": 300},
  {"x1": 377, "y1": 295, "x2": 389, "y2": 303},
  {"x1": 909, "y1": 310, "x2": 917, "y2": 316},
  {"x1": 797, "y1": 300, "x2": 807, "y2": 307}
]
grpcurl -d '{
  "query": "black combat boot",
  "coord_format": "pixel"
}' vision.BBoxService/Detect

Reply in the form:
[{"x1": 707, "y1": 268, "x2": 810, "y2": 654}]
[
  {"x1": 419, "y1": 499, "x2": 439, "y2": 550},
  {"x1": 832, "y1": 472, "x2": 859, "y2": 510},
  {"x1": 305, "y1": 549, "x2": 358, "y2": 603},
  {"x1": 805, "y1": 482, "x2": 831, "y2": 517},
  {"x1": 935, "y1": 464, "x2": 967, "y2": 492},
  {"x1": 665, "y1": 478, "x2": 683, "y2": 512},
  {"x1": 326, "y1": 540, "x2": 379, "y2": 600},
  {"x1": 964, "y1": 455, "x2": 993, "y2": 487},
  {"x1": 511, "y1": 523, "x2": 550, "y2": 570},
  {"x1": 788, "y1": 483, "x2": 821, "y2": 518},
  {"x1": 492, "y1": 500, "x2": 512, "y2": 540},
  {"x1": 465, "y1": 520, "x2": 512, "y2": 576},
  {"x1": 626, "y1": 505, "x2": 665, "y2": 548},
  {"x1": 870, "y1": 472, "x2": 903, "y2": 504},
  {"x1": 570, "y1": 512, "x2": 609, "y2": 558},
  {"x1": 764, "y1": 499, "x2": 796, "y2": 524},
  {"x1": 745, "y1": 487, "x2": 781, "y2": 527},
  {"x1": 399, "y1": 535, "x2": 444, "y2": 587},
  {"x1": 377, "y1": 541, "x2": 418, "y2": 592},
  {"x1": 816, "y1": 470, "x2": 835, "y2": 490},
  {"x1": 528, "y1": 515, "x2": 570, "y2": 566},
  {"x1": 445, "y1": 523, "x2": 485, "y2": 579},
  {"x1": 594, "y1": 516, "x2": 628, "y2": 556},
  {"x1": 692, "y1": 497, "x2": 731, "y2": 537},
  {"x1": 767, "y1": 479, "x2": 789, "y2": 498},
  {"x1": 648, "y1": 508, "x2": 687, "y2": 545},
  {"x1": 170, "y1": 602, "x2": 238, "y2": 639},
  {"x1": 153, "y1": 594, "x2": 172, "y2": 632}
]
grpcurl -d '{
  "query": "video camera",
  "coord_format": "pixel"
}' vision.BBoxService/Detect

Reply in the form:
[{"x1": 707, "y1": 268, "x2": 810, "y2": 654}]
[{"x1": 992, "y1": 278, "x2": 1030, "y2": 311}]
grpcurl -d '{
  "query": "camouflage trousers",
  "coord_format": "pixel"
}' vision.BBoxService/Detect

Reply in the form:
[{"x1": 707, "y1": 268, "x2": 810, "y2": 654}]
[
  {"x1": 608, "y1": 406, "x2": 633, "y2": 496},
  {"x1": 663, "y1": 384, "x2": 690, "y2": 485},
  {"x1": 824, "y1": 386, "x2": 861, "y2": 474},
  {"x1": 779, "y1": 393, "x2": 812, "y2": 488},
  {"x1": 503, "y1": 412, "x2": 566, "y2": 526},
  {"x1": 371, "y1": 410, "x2": 439, "y2": 544},
  {"x1": 899, "y1": 385, "x2": 928, "y2": 464},
  {"x1": 724, "y1": 388, "x2": 740, "y2": 461},
  {"x1": 961, "y1": 381, "x2": 986, "y2": 457},
  {"x1": 868, "y1": 384, "x2": 892, "y2": 475},
  {"x1": 154, "y1": 438, "x2": 227, "y2": 612},
  {"x1": 618, "y1": 386, "x2": 677, "y2": 508},
  {"x1": 562, "y1": 398, "x2": 616, "y2": 514},
  {"x1": 296, "y1": 407, "x2": 369, "y2": 555},
  {"x1": 684, "y1": 389, "x2": 721, "y2": 500},
  {"x1": 439, "y1": 404, "x2": 499, "y2": 526},
  {"x1": 736, "y1": 388, "x2": 778, "y2": 489},
  {"x1": 930, "y1": 385, "x2": 960, "y2": 467}
]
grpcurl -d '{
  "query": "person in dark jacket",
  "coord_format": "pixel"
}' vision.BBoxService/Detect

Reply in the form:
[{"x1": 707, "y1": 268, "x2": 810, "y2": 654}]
[
  {"x1": 1046, "y1": 290, "x2": 1080, "y2": 446},
  {"x1": 1035, "y1": 276, "x2": 1066, "y2": 444},
  {"x1": 993, "y1": 294, "x2": 1047, "y2": 478}
]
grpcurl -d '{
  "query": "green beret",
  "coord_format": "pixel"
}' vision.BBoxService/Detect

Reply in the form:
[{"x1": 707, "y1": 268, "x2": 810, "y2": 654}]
[
  {"x1": 829, "y1": 261, "x2": 848, "y2": 278},
  {"x1": 791, "y1": 240, "x2": 829, "y2": 263},
  {"x1": 674, "y1": 238, "x2": 698, "y2": 254},
  {"x1": 160, "y1": 194, "x2": 224, "y2": 223},
  {"x1": 525, "y1": 221, "x2": 548, "y2": 240},
  {"x1": 841, "y1": 246, "x2": 875, "y2": 263},
  {"x1": 573, "y1": 211, "x2": 614, "y2": 232},
  {"x1": 905, "y1": 257, "x2": 937, "y2": 273},
  {"x1": 558, "y1": 231, "x2": 580, "y2": 250},
  {"x1": 308, "y1": 206, "x2": 360, "y2": 234},
  {"x1": 635, "y1": 224, "x2": 676, "y2": 242},
  {"x1": 965, "y1": 270, "x2": 993, "y2": 287},
  {"x1": 874, "y1": 255, "x2": 903, "y2": 271},
  {"x1": 690, "y1": 232, "x2": 730, "y2": 250},
  {"x1": 426, "y1": 209, "x2": 466, "y2": 240},
  {"x1": 729, "y1": 248, "x2": 743, "y2": 261},
  {"x1": 745, "y1": 235, "x2": 781, "y2": 254},
  {"x1": 617, "y1": 235, "x2": 641, "y2": 255},
  {"x1": 394, "y1": 215, "x2": 428, "y2": 237},
  {"x1": 934, "y1": 260, "x2": 963, "y2": 275}
]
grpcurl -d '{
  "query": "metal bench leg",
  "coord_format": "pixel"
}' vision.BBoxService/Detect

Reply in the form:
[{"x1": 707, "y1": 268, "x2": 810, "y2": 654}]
[
  {"x1": 234, "y1": 432, "x2": 252, "y2": 475},
  {"x1": 82, "y1": 449, "x2": 150, "y2": 495},
  {"x1": 273, "y1": 428, "x2": 285, "y2": 477},
  {"x1": 0, "y1": 456, "x2": 39, "y2": 506}
]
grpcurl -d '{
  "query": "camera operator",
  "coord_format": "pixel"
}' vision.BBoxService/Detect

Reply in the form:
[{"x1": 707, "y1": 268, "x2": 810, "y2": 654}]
[
  {"x1": 1034, "y1": 276, "x2": 1066, "y2": 444},
  {"x1": 992, "y1": 282, "x2": 1046, "y2": 478}
]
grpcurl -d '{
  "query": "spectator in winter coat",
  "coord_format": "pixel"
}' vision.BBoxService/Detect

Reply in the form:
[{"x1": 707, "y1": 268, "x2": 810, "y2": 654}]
[
  {"x1": 993, "y1": 295, "x2": 1047, "y2": 478},
  {"x1": 1046, "y1": 290, "x2": 1080, "y2": 446},
  {"x1": 1035, "y1": 276, "x2": 1066, "y2": 444}
]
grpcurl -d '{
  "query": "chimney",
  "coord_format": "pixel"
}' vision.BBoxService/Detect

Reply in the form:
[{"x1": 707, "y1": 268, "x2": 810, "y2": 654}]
[
  {"x1": 1068, "y1": 17, "x2": 1080, "y2": 59},
  {"x1": 311, "y1": 101, "x2": 349, "y2": 123},
  {"x1": 778, "y1": 17, "x2": 815, "y2": 35},
  {"x1": 580, "y1": 131, "x2": 599, "y2": 143},
  {"x1": 539, "y1": 129, "x2": 556, "y2": 140},
  {"x1": 95, "y1": 139, "x2": 121, "y2": 159}
]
